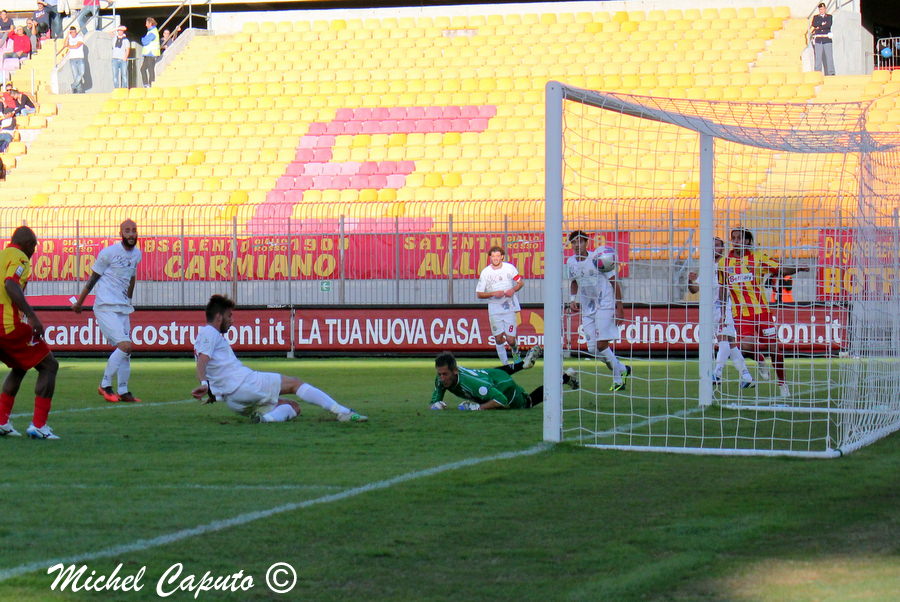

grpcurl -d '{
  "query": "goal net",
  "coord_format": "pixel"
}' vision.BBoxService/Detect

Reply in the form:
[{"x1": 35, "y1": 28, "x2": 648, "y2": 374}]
[{"x1": 543, "y1": 82, "x2": 900, "y2": 457}]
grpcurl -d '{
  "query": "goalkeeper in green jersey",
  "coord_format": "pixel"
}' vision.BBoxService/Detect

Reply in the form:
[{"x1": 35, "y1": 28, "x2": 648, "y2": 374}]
[{"x1": 430, "y1": 350, "x2": 577, "y2": 411}]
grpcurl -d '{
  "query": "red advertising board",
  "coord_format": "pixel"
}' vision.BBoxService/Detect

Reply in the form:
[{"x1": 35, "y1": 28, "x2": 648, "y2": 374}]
[
  {"x1": 35, "y1": 305, "x2": 846, "y2": 354},
  {"x1": 30, "y1": 232, "x2": 629, "y2": 282}
]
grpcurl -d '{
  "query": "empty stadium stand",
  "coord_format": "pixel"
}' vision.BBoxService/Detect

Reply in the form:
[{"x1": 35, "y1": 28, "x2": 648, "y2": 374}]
[{"x1": 0, "y1": 3, "x2": 897, "y2": 255}]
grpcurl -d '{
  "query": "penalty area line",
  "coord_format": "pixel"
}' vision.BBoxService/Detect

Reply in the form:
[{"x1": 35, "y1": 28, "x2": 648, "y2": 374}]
[{"x1": 0, "y1": 442, "x2": 552, "y2": 582}]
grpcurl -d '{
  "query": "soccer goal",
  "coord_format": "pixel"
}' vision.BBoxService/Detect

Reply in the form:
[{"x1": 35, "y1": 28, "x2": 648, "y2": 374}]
[{"x1": 543, "y1": 81, "x2": 900, "y2": 457}]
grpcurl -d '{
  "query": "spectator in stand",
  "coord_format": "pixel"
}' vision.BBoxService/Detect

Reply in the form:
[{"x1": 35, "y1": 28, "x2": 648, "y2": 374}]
[
  {"x1": 810, "y1": 2, "x2": 835, "y2": 76},
  {"x1": 24, "y1": 18, "x2": 40, "y2": 52},
  {"x1": 65, "y1": 25, "x2": 86, "y2": 93},
  {"x1": 11, "y1": 89, "x2": 35, "y2": 115},
  {"x1": 139, "y1": 17, "x2": 160, "y2": 87},
  {"x1": 160, "y1": 26, "x2": 179, "y2": 53},
  {"x1": 33, "y1": 2, "x2": 51, "y2": 40},
  {"x1": 2, "y1": 83, "x2": 14, "y2": 111},
  {"x1": 111, "y1": 24, "x2": 128, "y2": 88},
  {"x1": 45, "y1": 0, "x2": 62, "y2": 39},
  {"x1": 77, "y1": 0, "x2": 102, "y2": 33},
  {"x1": 0, "y1": 11, "x2": 13, "y2": 36},
  {"x1": 0, "y1": 110, "x2": 16, "y2": 152},
  {"x1": 5, "y1": 27, "x2": 33, "y2": 60}
]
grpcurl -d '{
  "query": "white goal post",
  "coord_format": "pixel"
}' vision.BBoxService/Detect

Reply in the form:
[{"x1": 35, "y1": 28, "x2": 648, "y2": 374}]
[{"x1": 543, "y1": 81, "x2": 900, "y2": 457}]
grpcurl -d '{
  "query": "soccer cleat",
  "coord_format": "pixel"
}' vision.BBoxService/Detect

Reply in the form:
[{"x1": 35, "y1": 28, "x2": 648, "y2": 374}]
[
  {"x1": 98, "y1": 386, "x2": 120, "y2": 403},
  {"x1": 510, "y1": 352, "x2": 522, "y2": 365},
  {"x1": 0, "y1": 422, "x2": 21, "y2": 437},
  {"x1": 564, "y1": 368, "x2": 580, "y2": 390},
  {"x1": 711, "y1": 374, "x2": 722, "y2": 386},
  {"x1": 740, "y1": 371, "x2": 755, "y2": 389},
  {"x1": 522, "y1": 345, "x2": 543, "y2": 370},
  {"x1": 117, "y1": 392, "x2": 141, "y2": 403},
  {"x1": 26, "y1": 423, "x2": 59, "y2": 440},
  {"x1": 757, "y1": 361, "x2": 770, "y2": 381},
  {"x1": 779, "y1": 384, "x2": 791, "y2": 398},
  {"x1": 337, "y1": 410, "x2": 368, "y2": 422},
  {"x1": 609, "y1": 365, "x2": 632, "y2": 392}
]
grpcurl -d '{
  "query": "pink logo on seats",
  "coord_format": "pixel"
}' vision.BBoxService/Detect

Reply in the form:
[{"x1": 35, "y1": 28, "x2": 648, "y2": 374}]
[{"x1": 250, "y1": 105, "x2": 497, "y2": 233}]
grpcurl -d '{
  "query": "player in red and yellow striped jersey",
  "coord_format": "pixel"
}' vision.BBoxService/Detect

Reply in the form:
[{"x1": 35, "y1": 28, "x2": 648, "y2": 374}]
[
  {"x1": 0, "y1": 226, "x2": 60, "y2": 439},
  {"x1": 718, "y1": 228, "x2": 808, "y2": 397}
]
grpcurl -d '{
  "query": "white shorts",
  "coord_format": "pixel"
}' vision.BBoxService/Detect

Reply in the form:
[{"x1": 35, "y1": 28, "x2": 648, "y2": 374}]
[
  {"x1": 222, "y1": 371, "x2": 282, "y2": 418},
  {"x1": 582, "y1": 310, "x2": 619, "y2": 344},
  {"x1": 488, "y1": 311, "x2": 517, "y2": 339},
  {"x1": 95, "y1": 310, "x2": 132, "y2": 346}
]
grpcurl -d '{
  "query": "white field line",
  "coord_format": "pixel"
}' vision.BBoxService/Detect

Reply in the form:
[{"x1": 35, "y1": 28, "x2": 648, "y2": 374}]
[
  {"x1": 10, "y1": 399, "x2": 195, "y2": 419},
  {"x1": 0, "y1": 442, "x2": 552, "y2": 582}
]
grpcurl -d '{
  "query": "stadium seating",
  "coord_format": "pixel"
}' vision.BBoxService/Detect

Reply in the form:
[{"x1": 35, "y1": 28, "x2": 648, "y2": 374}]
[{"x1": 0, "y1": 4, "x2": 897, "y2": 253}]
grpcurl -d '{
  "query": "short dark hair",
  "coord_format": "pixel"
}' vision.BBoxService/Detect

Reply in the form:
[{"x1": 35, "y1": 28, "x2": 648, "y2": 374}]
[
  {"x1": 11, "y1": 225, "x2": 35, "y2": 246},
  {"x1": 817, "y1": 2, "x2": 826, "y2": 8},
  {"x1": 435, "y1": 352, "x2": 457, "y2": 371},
  {"x1": 205, "y1": 294, "x2": 235, "y2": 322},
  {"x1": 568, "y1": 230, "x2": 589, "y2": 243},
  {"x1": 488, "y1": 246, "x2": 505, "y2": 257},
  {"x1": 731, "y1": 227, "x2": 754, "y2": 245}
]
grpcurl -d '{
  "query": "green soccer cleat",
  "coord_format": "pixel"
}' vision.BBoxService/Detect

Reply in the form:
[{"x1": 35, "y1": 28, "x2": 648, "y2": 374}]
[
  {"x1": 609, "y1": 365, "x2": 632, "y2": 392},
  {"x1": 337, "y1": 410, "x2": 368, "y2": 423}
]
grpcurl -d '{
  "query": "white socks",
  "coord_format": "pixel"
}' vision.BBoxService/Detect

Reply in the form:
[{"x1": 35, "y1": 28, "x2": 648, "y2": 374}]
[
  {"x1": 102, "y1": 348, "x2": 129, "y2": 392},
  {"x1": 715, "y1": 341, "x2": 731, "y2": 377},
  {"x1": 296, "y1": 383, "x2": 349, "y2": 415},
  {"x1": 495, "y1": 344, "x2": 509, "y2": 365},
  {"x1": 116, "y1": 352, "x2": 131, "y2": 394},
  {"x1": 260, "y1": 404, "x2": 298, "y2": 423},
  {"x1": 599, "y1": 347, "x2": 624, "y2": 379},
  {"x1": 730, "y1": 346, "x2": 749, "y2": 375}
]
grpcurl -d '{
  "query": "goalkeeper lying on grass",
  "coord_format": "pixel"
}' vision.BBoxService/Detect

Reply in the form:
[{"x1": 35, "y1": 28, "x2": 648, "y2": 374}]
[{"x1": 430, "y1": 347, "x2": 578, "y2": 411}]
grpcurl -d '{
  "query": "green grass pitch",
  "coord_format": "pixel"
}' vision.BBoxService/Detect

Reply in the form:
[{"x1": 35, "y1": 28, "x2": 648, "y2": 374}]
[{"x1": 0, "y1": 357, "x2": 897, "y2": 600}]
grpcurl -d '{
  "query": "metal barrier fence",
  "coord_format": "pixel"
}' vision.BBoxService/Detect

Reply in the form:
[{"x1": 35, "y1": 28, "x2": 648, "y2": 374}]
[
  {"x1": 876, "y1": 37, "x2": 899, "y2": 71},
  {"x1": 11, "y1": 207, "x2": 847, "y2": 309}
]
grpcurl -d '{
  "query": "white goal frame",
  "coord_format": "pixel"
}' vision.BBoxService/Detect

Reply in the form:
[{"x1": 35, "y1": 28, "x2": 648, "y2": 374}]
[{"x1": 543, "y1": 80, "x2": 900, "y2": 458}]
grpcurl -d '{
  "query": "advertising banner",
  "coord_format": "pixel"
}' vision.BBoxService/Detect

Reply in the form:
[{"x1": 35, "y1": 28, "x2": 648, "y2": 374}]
[
  {"x1": 30, "y1": 232, "x2": 629, "y2": 282},
  {"x1": 36, "y1": 305, "x2": 846, "y2": 354}
]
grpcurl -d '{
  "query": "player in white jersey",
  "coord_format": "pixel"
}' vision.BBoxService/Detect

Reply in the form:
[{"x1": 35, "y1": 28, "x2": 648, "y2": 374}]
[
  {"x1": 73, "y1": 219, "x2": 143, "y2": 403},
  {"x1": 475, "y1": 246, "x2": 523, "y2": 365},
  {"x1": 565, "y1": 231, "x2": 631, "y2": 391},
  {"x1": 687, "y1": 237, "x2": 753, "y2": 388},
  {"x1": 191, "y1": 295, "x2": 367, "y2": 423}
]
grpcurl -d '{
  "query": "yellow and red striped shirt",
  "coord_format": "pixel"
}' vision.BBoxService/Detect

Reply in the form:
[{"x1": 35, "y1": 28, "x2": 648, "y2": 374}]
[
  {"x1": 0, "y1": 244, "x2": 31, "y2": 335},
  {"x1": 718, "y1": 250, "x2": 779, "y2": 318}
]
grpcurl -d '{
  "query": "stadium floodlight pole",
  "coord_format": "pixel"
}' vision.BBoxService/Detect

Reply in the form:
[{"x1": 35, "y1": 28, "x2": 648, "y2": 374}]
[
  {"x1": 697, "y1": 133, "x2": 714, "y2": 408},
  {"x1": 543, "y1": 81, "x2": 564, "y2": 443}
]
